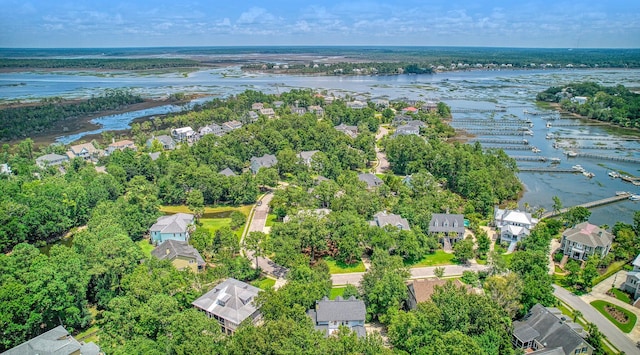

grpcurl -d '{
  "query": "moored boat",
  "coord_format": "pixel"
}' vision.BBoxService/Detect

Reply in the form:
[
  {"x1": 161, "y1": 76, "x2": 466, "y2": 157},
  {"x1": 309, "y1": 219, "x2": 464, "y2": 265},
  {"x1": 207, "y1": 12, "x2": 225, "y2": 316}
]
[
  {"x1": 616, "y1": 191, "x2": 629, "y2": 196},
  {"x1": 582, "y1": 171, "x2": 594, "y2": 178},
  {"x1": 608, "y1": 171, "x2": 620, "y2": 178},
  {"x1": 630, "y1": 195, "x2": 640, "y2": 201},
  {"x1": 566, "y1": 151, "x2": 577, "y2": 157},
  {"x1": 572, "y1": 165, "x2": 585, "y2": 172}
]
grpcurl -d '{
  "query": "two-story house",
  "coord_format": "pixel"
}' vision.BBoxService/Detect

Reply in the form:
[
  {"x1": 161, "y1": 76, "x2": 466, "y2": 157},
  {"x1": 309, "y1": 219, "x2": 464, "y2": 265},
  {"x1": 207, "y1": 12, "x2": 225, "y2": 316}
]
[
  {"x1": 149, "y1": 213, "x2": 194, "y2": 244},
  {"x1": 298, "y1": 150, "x2": 319, "y2": 167},
  {"x1": 36, "y1": 153, "x2": 69, "y2": 168},
  {"x1": 1, "y1": 325, "x2": 101, "y2": 355},
  {"x1": 146, "y1": 135, "x2": 176, "y2": 150},
  {"x1": 428, "y1": 213, "x2": 466, "y2": 246},
  {"x1": 67, "y1": 142, "x2": 102, "y2": 161},
  {"x1": 171, "y1": 126, "x2": 195, "y2": 142},
  {"x1": 623, "y1": 254, "x2": 640, "y2": 304},
  {"x1": 335, "y1": 123, "x2": 359, "y2": 138},
  {"x1": 192, "y1": 278, "x2": 262, "y2": 335},
  {"x1": 105, "y1": 139, "x2": 136, "y2": 156},
  {"x1": 494, "y1": 207, "x2": 538, "y2": 246},
  {"x1": 307, "y1": 296, "x2": 366, "y2": 337},
  {"x1": 560, "y1": 222, "x2": 613, "y2": 261},
  {"x1": 358, "y1": 173, "x2": 383, "y2": 189},
  {"x1": 513, "y1": 304, "x2": 593, "y2": 355}
]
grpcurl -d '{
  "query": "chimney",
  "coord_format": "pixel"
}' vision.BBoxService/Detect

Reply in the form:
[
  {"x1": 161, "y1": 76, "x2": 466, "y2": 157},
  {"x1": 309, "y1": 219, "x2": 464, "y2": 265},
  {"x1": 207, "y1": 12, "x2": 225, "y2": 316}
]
[{"x1": 165, "y1": 248, "x2": 170, "y2": 255}]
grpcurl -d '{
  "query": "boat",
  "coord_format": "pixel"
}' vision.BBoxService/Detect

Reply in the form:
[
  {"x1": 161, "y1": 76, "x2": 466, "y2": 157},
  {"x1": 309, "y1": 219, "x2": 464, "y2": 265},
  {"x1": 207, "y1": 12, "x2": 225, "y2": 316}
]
[
  {"x1": 608, "y1": 171, "x2": 620, "y2": 178},
  {"x1": 522, "y1": 139, "x2": 529, "y2": 145},
  {"x1": 582, "y1": 171, "x2": 595, "y2": 178},
  {"x1": 616, "y1": 191, "x2": 629, "y2": 196},
  {"x1": 572, "y1": 165, "x2": 585, "y2": 172},
  {"x1": 630, "y1": 195, "x2": 640, "y2": 201},
  {"x1": 546, "y1": 134, "x2": 553, "y2": 139},
  {"x1": 566, "y1": 151, "x2": 577, "y2": 157},
  {"x1": 524, "y1": 130, "x2": 534, "y2": 136},
  {"x1": 621, "y1": 175, "x2": 634, "y2": 182},
  {"x1": 546, "y1": 122, "x2": 552, "y2": 128},
  {"x1": 550, "y1": 157, "x2": 561, "y2": 164},
  {"x1": 531, "y1": 147, "x2": 541, "y2": 153},
  {"x1": 633, "y1": 181, "x2": 640, "y2": 186}
]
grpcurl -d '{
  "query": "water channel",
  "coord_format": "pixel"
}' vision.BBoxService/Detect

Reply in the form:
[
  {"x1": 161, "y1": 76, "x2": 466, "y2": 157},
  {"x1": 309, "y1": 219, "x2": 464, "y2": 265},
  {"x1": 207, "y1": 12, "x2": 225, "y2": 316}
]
[{"x1": 2, "y1": 68, "x2": 638, "y2": 225}]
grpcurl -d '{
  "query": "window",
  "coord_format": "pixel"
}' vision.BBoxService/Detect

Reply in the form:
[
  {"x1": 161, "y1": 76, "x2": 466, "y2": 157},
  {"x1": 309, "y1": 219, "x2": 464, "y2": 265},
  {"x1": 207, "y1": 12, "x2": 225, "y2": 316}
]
[{"x1": 581, "y1": 347, "x2": 587, "y2": 353}]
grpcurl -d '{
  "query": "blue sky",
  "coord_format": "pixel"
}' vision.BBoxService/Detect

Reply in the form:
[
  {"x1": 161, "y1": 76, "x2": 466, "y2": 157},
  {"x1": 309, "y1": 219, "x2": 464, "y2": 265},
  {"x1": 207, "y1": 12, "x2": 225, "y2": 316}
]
[{"x1": 1, "y1": 1, "x2": 639, "y2": 48}]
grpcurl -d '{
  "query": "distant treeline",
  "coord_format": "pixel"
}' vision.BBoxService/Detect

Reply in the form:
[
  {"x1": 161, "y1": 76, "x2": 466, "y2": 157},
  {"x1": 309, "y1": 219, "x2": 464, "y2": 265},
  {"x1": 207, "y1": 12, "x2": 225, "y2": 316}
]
[
  {"x1": 0, "y1": 89, "x2": 143, "y2": 140},
  {"x1": 243, "y1": 61, "x2": 432, "y2": 75},
  {"x1": 0, "y1": 58, "x2": 201, "y2": 70},
  {"x1": 537, "y1": 82, "x2": 640, "y2": 128}
]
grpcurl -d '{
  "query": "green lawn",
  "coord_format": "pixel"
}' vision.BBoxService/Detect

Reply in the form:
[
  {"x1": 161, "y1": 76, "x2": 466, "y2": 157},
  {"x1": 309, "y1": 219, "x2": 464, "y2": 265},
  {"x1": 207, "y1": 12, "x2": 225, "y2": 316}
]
[
  {"x1": 590, "y1": 300, "x2": 637, "y2": 333},
  {"x1": 160, "y1": 204, "x2": 250, "y2": 241},
  {"x1": 405, "y1": 250, "x2": 458, "y2": 267},
  {"x1": 609, "y1": 288, "x2": 632, "y2": 304},
  {"x1": 324, "y1": 257, "x2": 366, "y2": 274},
  {"x1": 592, "y1": 261, "x2": 627, "y2": 286},
  {"x1": 137, "y1": 239, "x2": 154, "y2": 258},
  {"x1": 502, "y1": 252, "x2": 514, "y2": 267},
  {"x1": 265, "y1": 213, "x2": 278, "y2": 227},
  {"x1": 330, "y1": 287, "x2": 346, "y2": 300},
  {"x1": 476, "y1": 258, "x2": 487, "y2": 265},
  {"x1": 251, "y1": 277, "x2": 276, "y2": 290}
]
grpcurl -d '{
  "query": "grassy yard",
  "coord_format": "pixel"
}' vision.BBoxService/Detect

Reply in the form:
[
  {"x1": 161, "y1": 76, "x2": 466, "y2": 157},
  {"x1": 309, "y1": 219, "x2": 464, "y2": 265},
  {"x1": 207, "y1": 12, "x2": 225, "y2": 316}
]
[
  {"x1": 137, "y1": 239, "x2": 155, "y2": 258},
  {"x1": 324, "y1": 257, "x2": 366, "y2": 274},
  {"x1": 251, "y1": 277, "x2": 276, "y2": 290},
  {"x1": 608, "y1": 288, "x2": 632, "y2": 304},
  {"x1": 590, "y1": 300, "x2": 637, "y2": 333},
  {"x1": 160, "y1": 204, "x2": 252, "y2": 241},
  {"x1": 592, "y1": 261, "x2": 627, "y2": 286},
  {"x1": 502, "y1": 252, "x2": 515, "y2": 267},
  {"x1": 265, "y1": 213, "x2": 278, "y2": 227},
  {"x1": 160, "y1": 204, "x2": 252, "y2": 215},
  {"x1": 405, "y1": 250, "x2": 458, "y2": 267},
  {"x1": 330, "y1": 287, "x2": 346, "y2": 300}
]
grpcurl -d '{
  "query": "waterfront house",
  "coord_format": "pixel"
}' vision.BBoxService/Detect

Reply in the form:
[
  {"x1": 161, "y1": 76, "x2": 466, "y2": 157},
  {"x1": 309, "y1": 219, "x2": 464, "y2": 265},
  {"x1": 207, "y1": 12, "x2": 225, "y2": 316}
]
[
  {"x1": 149, "y1": 213, "x2": 194, "y2": 244},
  {"x1": 370, "y1": 211, "x2": 410, "y2": 231},
  {"x1": 401, "y1": 106, "x2": 418, "y2": 114},
  {"x1": 291, "y1": 107, "x2": 307, "y2": 115},
  {"x1": 346, "y1": 100, "x2": 366, "y2": 109},
  {"x1": 407, "y1": 279, "x2": 465, "y2": 310},
  {"x1": 335, "y1": 123, "x2": 359, "y2": 138},
  {"x1": 105, "y1": 139, "x2": 136, "y2": 156},
  {"x1": 622, "y1": 254, "x2": 640, "y2": 304},
  {"x1": 192, "y1": 278, "x2": 262, "y2": 335},
  {"x1": 1, "y1": 325, "x2": 101, "y2": 355},
  {"x1": 308, "y1": 105, "x2": 324, "y2": 116},
  {"x1": 250, "y1": 154, "x2": 278, "y2": 174},
  {"x1": 512, "y1": 304, "x2": 593, "y2": 355},
  {"x1": 67, "y1": 142, "x2": 102, "y2": 161},
  {"x1": 494, "y1": 207, "x2": 538, "y2": 246},
  {"x1": 560, "y1": 222, "x2": 612, "y2": 261},
  {"x1": 199, "y1": 123, "x2": 224, "y2": 136},
  {"x1": 151, "y1": 239, "x2": 205, "y2": 273},
  {"x1": 358, "y1": 173, "x2": 383, "y2": 189},
  {"x1": 307, "y1": 296, "x2": 366, "y2": 337},
  {"x1": 171, "y1": 126, "x2": 195, "y2": 142},
  {"x1": 393, "y1": 121, "x2": 424, "y2": 137},
  {"x1": 251, "y1": 102, "x2": 264, "y2": 110},
  {"x1": 428, "y1": 213, "x2": 466, "y2": 245},
  {"x1": 223, "y1": 120, "x2": 243, "y2": 131},
  {"x1": 571, "y1": 96, "x2": 588, "y2": 105},
  {"x1": 36, "y1": 153, "x2": 69, "y2": 168},
  {"x1": 146, "y1": 135, "x2": 176, "y2": 150}
]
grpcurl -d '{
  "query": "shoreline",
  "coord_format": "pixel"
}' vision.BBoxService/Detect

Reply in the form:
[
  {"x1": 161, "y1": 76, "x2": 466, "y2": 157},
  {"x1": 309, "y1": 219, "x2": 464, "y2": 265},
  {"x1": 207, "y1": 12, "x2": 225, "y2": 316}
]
[{"x1": 546, "y1": 102, "x2": 640, "y2": 135}]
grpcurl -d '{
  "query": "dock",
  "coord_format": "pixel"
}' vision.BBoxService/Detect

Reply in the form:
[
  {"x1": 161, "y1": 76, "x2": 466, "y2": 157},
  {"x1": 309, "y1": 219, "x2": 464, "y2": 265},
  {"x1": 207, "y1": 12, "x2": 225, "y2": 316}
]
[
  {"x1": 472, "y1": 138, "x2": 529, "y2": 145},
  {"x1": 555, "y1": 136, "x2": 640, "y2": 142},
  {"x1": 484, "y1": 145, "x2": 534, "y2": 151},
  {"x1": 517, "y1": 167, "x2": 577, "y2": 173},
  {"x1": 453, "y1": 119, "x2": 530, "y2": 125},
  {"x1": 541, "y1": 193, "x2": 632, "y2": 219},
  {"x1": 573, "y1": 152, "x2": 640, "y2": 164},
  {"x1": 511, "y1": 156, "x2": 551, "y2": 162},
  {"x1": 457, "y1": 130, "x2": 533, "y2": 137},
  {"x1": 451, "y1": 107, "x2": 507, "y2": 113}
]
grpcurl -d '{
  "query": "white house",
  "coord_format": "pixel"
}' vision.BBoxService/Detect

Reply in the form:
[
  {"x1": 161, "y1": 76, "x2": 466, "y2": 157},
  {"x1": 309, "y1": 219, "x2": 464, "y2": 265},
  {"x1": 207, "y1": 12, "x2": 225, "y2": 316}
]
[
  {"x1": 494, "y1": 207, "x2": 538, "y2": 247},
  {"x1": 623, "y1": 254, "x2": 640, "y2": 304},
  {"x1": 171, "y1": 126, "x2": 195, "y2": 142},
  {"x1": 560, "y1": 222, "x2": 613, "y2": 261}
]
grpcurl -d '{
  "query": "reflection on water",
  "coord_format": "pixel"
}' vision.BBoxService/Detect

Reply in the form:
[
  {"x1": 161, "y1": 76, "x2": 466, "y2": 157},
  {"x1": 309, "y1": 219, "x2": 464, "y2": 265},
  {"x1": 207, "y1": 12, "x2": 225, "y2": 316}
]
[{"x1": 3, "y1": 68, "x2": 639, "y2": 225}]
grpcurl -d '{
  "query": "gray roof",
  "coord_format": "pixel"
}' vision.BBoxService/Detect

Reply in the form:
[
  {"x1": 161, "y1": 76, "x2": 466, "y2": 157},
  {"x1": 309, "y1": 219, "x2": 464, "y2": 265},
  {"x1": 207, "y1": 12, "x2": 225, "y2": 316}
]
[
  {"x1": 155, "y1": 135, "x2": 175, "y2": 146},
  {"x1": 335, "y1": 123, "x2": 358, "y2": 138},
  {"x1": 1, "y1": 325, "x2": 101, "y2": 355},
  {"x1": 563, "y1": 222, "x2": 613, "y2": 248},
  {"x1": 633, "y1": 254, "x2": 640, "y2": 268},
  {"x1": 314, "y1": 296, "x2": 366, "y2": 323},
  {"x1": 148, "y1": 152, "x2": 161, "y2": 161},
  {"x1": 358, "y1": 173, "x2": 383, "y2": 188},
  {"x1": 513, "y1": 304, "x2": 592, "y2": 355},
  {"x1": 530, "y1": 348, "x2": 566, "y2": 355},
  {"x1": 219, "y1": 167, "x2": 237, "y2": 177},
  {"x1": 370, "y1": 211, "x2": 410, "y2": 231},
  {"x1": 150, "y1": 213, "x2": 194, "y2": 234},
  {"x1": 250, "y1": 154, "x2": 277, "y2": 173},
  {"x1": 429, "y1": 213, "x2": 465, "y2": 234},
  {"x1": 298, "y1": 150, "x2": 319, "y2": 161},
  {"x1": 192, "y1": 278, "x2": 261, "y2": 325},
  {"x1": 36, "y1": 153, "x2": 68, "y2": 164},
  {"x1": 151, "y1": 239, "x2": 205, "y2": 267}
]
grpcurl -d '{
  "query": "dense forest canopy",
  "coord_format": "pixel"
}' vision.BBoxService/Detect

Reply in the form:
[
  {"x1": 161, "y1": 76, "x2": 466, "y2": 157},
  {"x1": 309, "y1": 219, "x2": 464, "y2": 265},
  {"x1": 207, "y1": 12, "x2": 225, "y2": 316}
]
[
  {"x1": 537, "y1": 82, "x2": 640, "y2": 128},
  {"x1": 0, "y1": 89, "x2": 144, "y2": 141}
]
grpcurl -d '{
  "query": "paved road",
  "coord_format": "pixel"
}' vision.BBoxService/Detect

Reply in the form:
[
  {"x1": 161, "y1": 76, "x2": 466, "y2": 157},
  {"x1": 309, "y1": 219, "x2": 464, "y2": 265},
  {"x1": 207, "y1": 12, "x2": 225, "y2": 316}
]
[
  {"x1": 242, "y1": 192, "x2": 289, "y2": 279},
  {"x1": 332, "y1": 263, "x2": 489, "y2": 286},
  {"x1": 375, "y1": 126, "x2": 390, "y2": 174},
  {"x1": 553, "y1": 285, "x2": 639, "y2": 355}
]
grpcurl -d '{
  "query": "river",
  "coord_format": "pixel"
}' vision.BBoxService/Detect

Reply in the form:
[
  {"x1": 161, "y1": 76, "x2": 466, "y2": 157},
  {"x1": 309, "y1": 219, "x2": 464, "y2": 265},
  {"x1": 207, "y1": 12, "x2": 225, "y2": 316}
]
[{"x1": 2, "y1": 67, "x2": 639, "y2": 225}]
